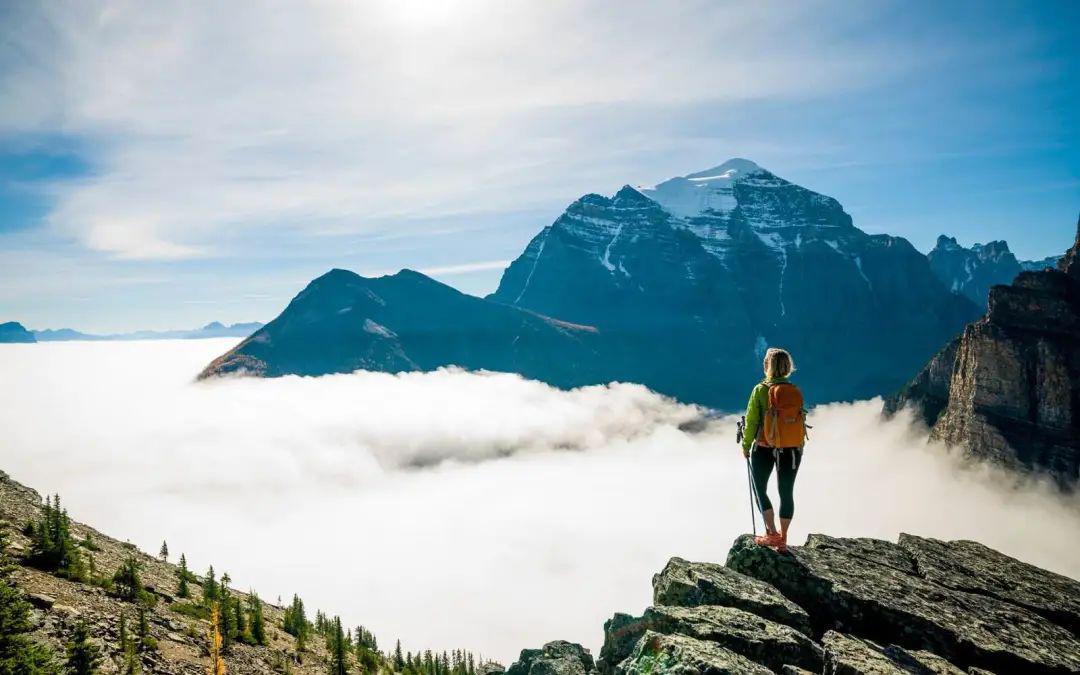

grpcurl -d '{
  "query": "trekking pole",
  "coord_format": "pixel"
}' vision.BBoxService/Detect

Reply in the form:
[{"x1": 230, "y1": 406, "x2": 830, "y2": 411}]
[{"x1": 737, "y1": 416, "x2": 756, "y2": 536}]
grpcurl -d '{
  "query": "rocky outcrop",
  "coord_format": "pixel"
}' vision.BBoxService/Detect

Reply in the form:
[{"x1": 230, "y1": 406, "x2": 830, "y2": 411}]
[
  {"x1": 651, "y1": 557, "x2": 812, "y2": 635},
  {"x1": 578, "y1": 533, "x2": 1080, "y2": 675},
  {"x1": 0, "y1": 321, "x2": 36, "y2": 343},
  {"x1": 887, "y1": 217, "x2": 1080, "y2": 487},
  {"x1": 507, "y1": 641, "x2": 596, "y2": 675},
  {"x1": 726, "y1": 534, "x2": 1080, "y2": 674}
]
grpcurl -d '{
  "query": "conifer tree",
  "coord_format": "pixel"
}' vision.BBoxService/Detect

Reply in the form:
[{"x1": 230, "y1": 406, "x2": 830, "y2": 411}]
[
  {"x1": 136, "y1": 605, "x2": 150, "y2": 652},
  {"x1": 202, "y1": 565, "x2": 218, "y2": 605},
  {"x1": 394, "y1": 640, "x2": 405, "y2": 670},
  {"x1": 208, "y1": 604, "x2": 225, "y2": 675},
  {"x1": 219, "y1": 573, "x2": 233, "y2": 648},
  {"x1": 158, "y1": 541, "x2": 168, "y2": 562},
  {"x1": 64, "y1": 619, "x2": 101, "y2": 674},
  {"x1": 28, "y1": 494, "x2": 86, "y2": 580},
  {"x1": 118, "y1": 612, "x2": 140, "y2": 674},
  {"x1": 247, "y1": 591, "x2": 266, "y2": 645},
  {"x1": 177, "y1": 553, "x2": 190, "y2": 598},
  {"x1": 0, "y1": 531, "x2": 56, "y2": 671},
  {"x1": 234, "y1": 594, "x2": 249, "y2": 645},
  {"x1": 331, "y1": 616, "x2": 348, "y2": 675},
  {"x1": 112, "y1": 555, "x2": 146, "y2": 602}
]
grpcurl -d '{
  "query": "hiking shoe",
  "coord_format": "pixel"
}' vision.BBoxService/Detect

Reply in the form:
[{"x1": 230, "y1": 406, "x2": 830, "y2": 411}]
[{"x1": 754, "y1": 532, "x2": 782, "y2": 547}]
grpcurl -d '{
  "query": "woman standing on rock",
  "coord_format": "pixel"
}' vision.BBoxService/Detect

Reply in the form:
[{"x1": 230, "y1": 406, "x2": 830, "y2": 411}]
[{"x1": 741, "y1": 347, "x2": 807, "y2": 553}]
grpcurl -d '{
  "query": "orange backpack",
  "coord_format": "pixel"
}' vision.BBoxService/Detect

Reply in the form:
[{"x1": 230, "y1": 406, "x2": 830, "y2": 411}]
[{"x1": 757, "y1": 382, "x2": 808, "y2": 448}]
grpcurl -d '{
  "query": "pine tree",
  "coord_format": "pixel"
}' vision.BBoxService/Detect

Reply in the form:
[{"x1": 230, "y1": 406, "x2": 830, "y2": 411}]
[
  {"x1": 219, "y1": 573, "x2": 233, "y2": 649},
  {"x1": 64, "y1": 619, "x2": 101, "y2": 674},
  {"x1": 202, "y1": 565, "x2": 218, "y2": 605},
  {"x1": 28, "y1": 494, "x2": 86, "y2": 581},
  {"x1": 136, "y1": 605, "x2": 150, "y2": 652},
  {"x1": 234, "y1": 594, "x2": 249, "y2": 645},
  {"x1": 208, "y1": 604, "x2": 225, "y2": 675},
  {"x1": 158, "y1": 541, "x2": 168, "y2": 563},
  {"x1": 112, "y1": 555, "x2": 146, "y2": 602},
  {"x1": 331, "y1": 616, "x2": 348, "y2": 675},
  {"x1": 247, "y1": 591, "x2": 266, "y2": 645},
  {"x1": 0, "y1": 531, "x2": 56, "y2": 671},
  {"x1": 394, "y1": 640, "x2": 405, "y2": 670},
  {"x1": 177, "y1": 553, "x2": 190, "y2": 598},
  {"x1": 118, "y1": 612, "x2": 140, "y2": 674}
]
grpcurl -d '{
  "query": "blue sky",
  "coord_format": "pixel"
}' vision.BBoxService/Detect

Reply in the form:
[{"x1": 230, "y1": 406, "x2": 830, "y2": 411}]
[{"x1": 1, "y1": 0, "x2": 1077, "y2": 332}]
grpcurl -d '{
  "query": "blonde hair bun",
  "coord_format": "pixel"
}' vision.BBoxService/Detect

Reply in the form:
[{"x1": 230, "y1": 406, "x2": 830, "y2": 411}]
[{"x1": 763, "y1": 347, "x2": 795, "y2": 379}]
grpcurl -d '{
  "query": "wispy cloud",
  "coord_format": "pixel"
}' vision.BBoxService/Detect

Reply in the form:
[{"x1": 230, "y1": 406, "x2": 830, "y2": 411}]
[{"x1": 1, "y1": 1, "x2": 921, "y2": 260}]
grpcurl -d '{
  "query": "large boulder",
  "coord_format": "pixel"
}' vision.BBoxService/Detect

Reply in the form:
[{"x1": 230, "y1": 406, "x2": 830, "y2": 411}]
[
  {"x1": 507, "y1": 641, "x2": 595, "y2": 675},
  {"x1": 898, "y1": 534, "x2": 1080, "y2": 636},
  {"x1": 618, "y1": 631, "x2": 771, "y2": 675},
  {"x1": 726, "y1": 534, "x2": 1080, "y2": 674},
  {"x1": 653, "y1": 557, "x2": 812, "y2": 635},
  {"x1": 821, "y1": 631, "x2": 965, "y2": 675},
  {"x1": 600, "y1": 605, "x2": 822, "y2": 675}
]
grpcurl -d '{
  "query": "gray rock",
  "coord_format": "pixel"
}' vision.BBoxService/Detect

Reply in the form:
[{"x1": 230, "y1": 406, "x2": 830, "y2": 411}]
[
  {"x1": 780, "y1": 667, "x2": 815, "y2": 675},
  {"x1": 653, "y1": 556, "x2": 812, "y2": 635},
  {"x1": 507, "y1": 641, "x2": 595, "y2": 675},
  {"x1": 618, "y1": 631, "x2": 771, "y2": 675},
  {"x1": 51, "y1": 604, "x2": 79, "y2": 618},
  {"x1": 899, "y1": 533, "x2": 1080, "y2": 635},
  {"x1": 600, "y1": 605, "x2": 822, "y2": 674},
  {"x1": 822, "y1": 631, "x2": 965, "y2": 674},
  {"x1": 726, "y1": 534, "x2": 1080, "y2": 674},
  {"x1": 26, "y1": 593, "x2": 56, "y2": 609}
]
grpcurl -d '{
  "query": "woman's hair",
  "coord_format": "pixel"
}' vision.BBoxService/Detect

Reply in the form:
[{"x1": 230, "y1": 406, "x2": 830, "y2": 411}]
[{"x1": 763, "y1": 347, "x2": 795, "y2": 380}]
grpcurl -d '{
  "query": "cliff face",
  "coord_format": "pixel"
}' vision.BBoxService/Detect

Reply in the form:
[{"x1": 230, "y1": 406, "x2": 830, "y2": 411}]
[
  {"x1": 509, "y1": 533, "x2": 1080, "y2": 675},
  {"x1": 887, "y1": 217, "x2": 1080, "y2": 487}
]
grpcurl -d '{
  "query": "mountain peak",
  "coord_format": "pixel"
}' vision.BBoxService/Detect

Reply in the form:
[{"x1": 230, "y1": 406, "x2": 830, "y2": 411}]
[
  {"x1": 683, "y1": 157, "x2": 765, "y2": 181},
  {"x1": 636, "y1": 158, "x2": 772, "y2": 218}
]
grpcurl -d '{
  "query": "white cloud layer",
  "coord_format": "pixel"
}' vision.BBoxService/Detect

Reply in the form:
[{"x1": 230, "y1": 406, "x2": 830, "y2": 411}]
[
  {"x1": 1, "y1": 339, "x2": 1077, "y2": 663},
  {"x1": 0, "y1": 1, "x2": 919, "y2": 259}
]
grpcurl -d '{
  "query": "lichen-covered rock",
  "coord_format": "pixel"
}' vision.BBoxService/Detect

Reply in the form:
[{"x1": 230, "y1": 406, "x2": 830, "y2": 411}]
[
  {"x1": 653, "y1": 557, "x2": 812, "y2": 634},
  {"x1": 821, "y1": 631, "x2": 965, "y2": 675},
  {"x1": 898, "y1": 534, "x2": 1080, "y2": 636},
  {"x1": 726, "y1": 534, "x2": 1080, "y2": 674},
  {"x1": 507, "y1": 641, "x2": 596, "y2": 675},
  {"x1": 600, "y1": 605, "x2": 822, "y2": 675},
  {"x1": 618, "y1": 631, "x2": 771, "y2": 675}
]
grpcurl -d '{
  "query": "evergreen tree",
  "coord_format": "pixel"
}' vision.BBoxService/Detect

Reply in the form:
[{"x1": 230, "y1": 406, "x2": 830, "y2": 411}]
[
  {"x1": 202, "y1": 565, "x2": 218, "y2": 605},
  {"x1": 136, "y1": 605, "x2": 150, "y2": 652},
  {"x1": 176, "y1": 553, "x2": 190, "y2": 598},
  {"x1": 158, "y1": 541, "x2": 168, "y2": 563},
  {"x1": 0, "y1": 531, "x2": 56, "y2": 672},
  {"x1": 331, "y1": 616, "x2": 348, "y2": 675},
  {"x1": 64, "y1": 619, "x2": 101, "y2": 674},
  {"x1": 118, "y1": 612, "x2": 139, "y2": 674},
  {"x1": 247, "y1": 591, "x2": 266, "y2": 645},
  {"x1": 394, "y1": 640, "x2": 405, "y2": 670},
  {"x1": 28, "y1": 494, "x2": 86, "y2": 581},
  {"x1": 234, "y1": 594, "x2": 250, "y2": 645},
  {"x1": 219, "y1": 573, "x2": 233, "y2": 649},
  {"x1": 111, "y1": 556, "x2": 146, "y2": 602}
]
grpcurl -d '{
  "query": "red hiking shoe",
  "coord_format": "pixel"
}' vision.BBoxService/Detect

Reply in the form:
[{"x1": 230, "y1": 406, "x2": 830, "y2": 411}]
[{"x1": 754, "y1": 532, "x2": 783, "y2": 547}]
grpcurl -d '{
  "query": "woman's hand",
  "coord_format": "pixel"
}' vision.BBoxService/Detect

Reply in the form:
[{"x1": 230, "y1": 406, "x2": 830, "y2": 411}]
[{"x1": 742, "y1": 447, "x2": 750, "y2": 459}]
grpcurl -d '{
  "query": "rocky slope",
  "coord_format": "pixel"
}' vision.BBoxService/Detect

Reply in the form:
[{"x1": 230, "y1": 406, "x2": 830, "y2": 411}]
[
  {"x1": 508, "y1": 534, "x2": 1080, "y2": 675},
  {"x1": 0, "y1": 320, "x2": 36, "y2": 343},
  {"x1": 198, "y1": 269, "x2": 605, "y2": 385},
  {"x1": 489, "y1": 159, "x2": 979, "y2": 407},
  {"x1": 0, "y1": 470, "x2": 348, "y2": 674},
  {"x1": 928, "y1": 235, "x2": 1061, "y2": 308},
  {"x1": 886, "y1": 218, "x2": 1080, "y2": 487}
]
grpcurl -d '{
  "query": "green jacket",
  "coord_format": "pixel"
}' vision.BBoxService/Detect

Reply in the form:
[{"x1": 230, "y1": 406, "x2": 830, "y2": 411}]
[{"x1": 742, "y1": 376, "x2": 789, "y2": 452}]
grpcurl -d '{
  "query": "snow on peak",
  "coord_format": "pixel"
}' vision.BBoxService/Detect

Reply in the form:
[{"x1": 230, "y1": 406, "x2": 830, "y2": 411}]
[{"x1": 636, "y1": 158, "x2": 767, "y2": 218}]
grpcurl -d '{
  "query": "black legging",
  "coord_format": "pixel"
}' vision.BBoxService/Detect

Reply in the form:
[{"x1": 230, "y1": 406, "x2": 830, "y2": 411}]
[{"x1": 751, "y1": 445, "x2": 802, "y2": 520}]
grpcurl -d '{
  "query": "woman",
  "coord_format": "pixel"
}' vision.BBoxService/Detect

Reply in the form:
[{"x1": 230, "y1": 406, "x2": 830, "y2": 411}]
[{"x1": 740, "y1": 347, "x2": 806, "y2": 553}]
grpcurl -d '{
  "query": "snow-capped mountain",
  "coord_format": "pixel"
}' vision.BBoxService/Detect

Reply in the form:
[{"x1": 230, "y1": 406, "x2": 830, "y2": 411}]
[
  {"x1": 928, "y1": 235, "x2": 1062, "y2": 307},
  {"x1": 491, "y1": 160, "x2": 979, "y2": 407}
]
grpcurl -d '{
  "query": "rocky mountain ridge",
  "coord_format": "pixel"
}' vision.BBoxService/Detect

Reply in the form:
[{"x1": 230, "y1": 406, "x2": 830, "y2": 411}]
[
  {"x1": 202, "y1": 160, "x2": 980, "y2": 409},
  {"x1": 31, "y1": 321, "x2": 264, "y2": 342},
  {"x1": 928, "y1": 234, "x2": 1061, "y2": 308},
  {"x1": 886, "y1": 217, "x2": 1080, "y2": 487},
  {"x1": 507, "y1": 534, "x2": 1080, "y2": 675}
]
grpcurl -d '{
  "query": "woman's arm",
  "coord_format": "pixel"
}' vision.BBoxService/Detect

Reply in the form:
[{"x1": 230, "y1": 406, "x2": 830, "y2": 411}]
[{"x1": 742, "y1": 385, "x2": 763, "y2": 455}]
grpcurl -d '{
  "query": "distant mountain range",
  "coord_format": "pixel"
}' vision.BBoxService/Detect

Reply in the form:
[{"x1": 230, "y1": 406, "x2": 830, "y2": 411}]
[
  {"x1": 928, "y1": 235, "x2": 1061, "y2": 308},
  {"x1": 0, "y1": 321, "x2": 36, "y2": 343},
  {"x1": 201, "y1": 159, "x2": 989, "y2": 409},
  {"x1": 30, "y1": 321, "x2": 263, "y2": 342}
]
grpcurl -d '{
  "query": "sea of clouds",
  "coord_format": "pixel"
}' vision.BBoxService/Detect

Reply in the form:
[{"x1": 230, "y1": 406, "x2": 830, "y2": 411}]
[{"x1": 1, "y1": 339, "x2": 1077, "y2": 662}]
